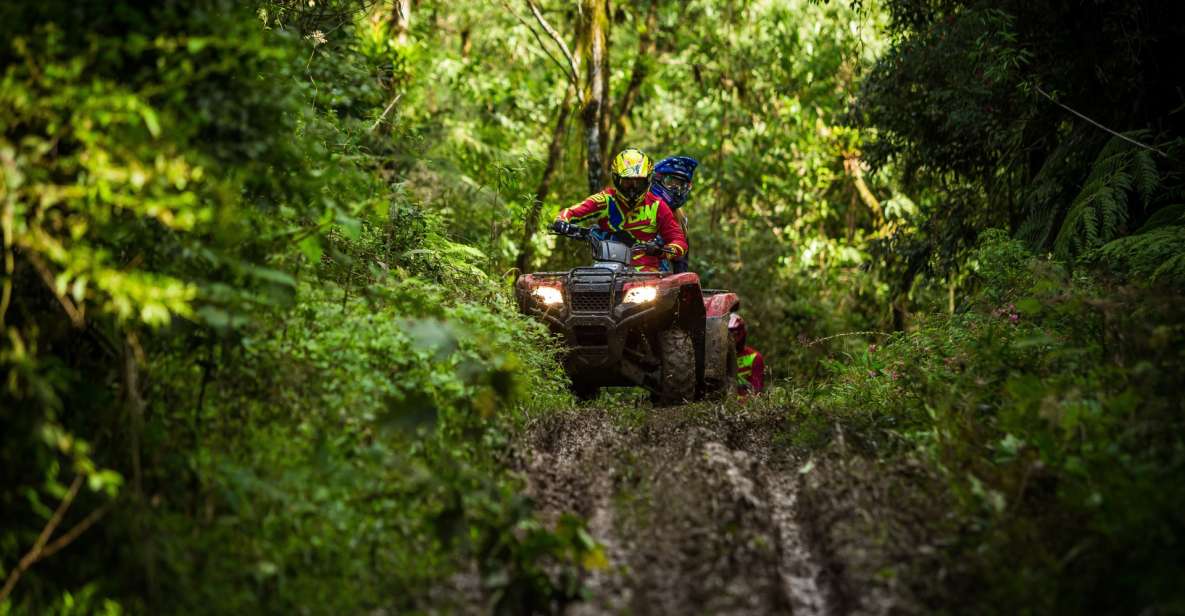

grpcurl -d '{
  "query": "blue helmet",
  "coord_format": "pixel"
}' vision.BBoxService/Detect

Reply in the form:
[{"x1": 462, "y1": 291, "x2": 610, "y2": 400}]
[{"x1": 652, "y1": 156, "x2": 699, "y2": 210}]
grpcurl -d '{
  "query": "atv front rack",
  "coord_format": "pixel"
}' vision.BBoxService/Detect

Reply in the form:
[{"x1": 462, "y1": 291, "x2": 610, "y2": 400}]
[{"x1": 530, "y1": 268, "x2": 665, "y2": 279}]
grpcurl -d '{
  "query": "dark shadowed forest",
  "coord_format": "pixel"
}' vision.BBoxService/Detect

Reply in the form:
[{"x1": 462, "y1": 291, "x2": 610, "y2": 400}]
[{"x1": 2, "y1": 0, "x2": 1184, "y2": 613}]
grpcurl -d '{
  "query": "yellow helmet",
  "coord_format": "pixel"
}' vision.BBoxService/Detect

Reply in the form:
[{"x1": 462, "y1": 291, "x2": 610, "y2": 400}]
[{"x1": 610, "y1": 148, "x2": 654, "y2": 206}]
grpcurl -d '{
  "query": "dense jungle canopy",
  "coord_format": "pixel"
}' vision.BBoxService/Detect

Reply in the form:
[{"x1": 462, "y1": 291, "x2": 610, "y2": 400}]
[{"x1": 2, "y1": 0, "x2": 1184, "y2": 613}]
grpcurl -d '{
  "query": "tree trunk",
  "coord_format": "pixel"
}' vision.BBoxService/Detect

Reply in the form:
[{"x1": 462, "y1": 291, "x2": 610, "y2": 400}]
[
  {"x1": 121, "y1": 331, "x2": 157, "y2": 602},
  {"x1": 516, "y1": 85, "x2": 576, "y2": 275},
  {"x1": 597, "y1": 0, "x2": 612, "y2": 168},
  {"x1": 609, "y1": 0, "x2": 658, "y2": 156},
  {"x1": 391, "y1": 0, "x2": 411, "y2": 44},
  {"x1": 581, "y1": 0, "x2": 609, "y2": 192}
]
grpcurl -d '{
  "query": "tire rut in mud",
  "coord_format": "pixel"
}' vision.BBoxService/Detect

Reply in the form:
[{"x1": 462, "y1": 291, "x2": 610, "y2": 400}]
[{"x1": 516, "y1": 405, "x2": 837, "y2": 615}]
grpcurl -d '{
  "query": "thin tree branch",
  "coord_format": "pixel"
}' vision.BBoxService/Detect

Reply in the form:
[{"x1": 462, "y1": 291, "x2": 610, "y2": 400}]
[
  {"x1": 1035, "y1": 85, "x2": 1171, "y2": 159},
  {"x1": 844, "y1": 157, "x2": 883, "y2": 222},
  {"x1": 369, "y1": 93, "x2": 403, "y2": 133},
  {"x1": 0, "y1": 141, "x2": 17, "y2": 329},
  {"x1": 0, "y1": 186, "x2": 13, "y2": 330},
  {"x1": 501, "y1": 1, "x2": 571, "y2": 84},
  {"x1": 28, "y1": 253, "x2": 85, "y2": 328},
  {"x1": 0, "y1": 476, "x2": 84, "y2": 602},
  {"x1": 525, "y1": 0, "x2": 582, "y2": 90},
  {"x1": 40, "y1": 501, "x2": 114, "y2": 560}
]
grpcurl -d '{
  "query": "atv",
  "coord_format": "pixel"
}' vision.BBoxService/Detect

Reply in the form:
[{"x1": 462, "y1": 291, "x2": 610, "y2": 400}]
[{"x1": 515, "y1": 225, "x2": 741, "y2": 404}]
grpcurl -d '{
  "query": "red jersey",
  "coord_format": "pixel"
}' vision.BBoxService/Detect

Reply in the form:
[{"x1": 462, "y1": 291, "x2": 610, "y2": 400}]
[
  {"x1": 737, "y1": 346, "x2": 764, "y2": 395},
  {"x1": 557, "y1": 187, "x2": 688, "y2": 271}
]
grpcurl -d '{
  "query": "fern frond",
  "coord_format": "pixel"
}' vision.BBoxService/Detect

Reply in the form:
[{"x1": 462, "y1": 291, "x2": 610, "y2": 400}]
[
  {"x1": 1136, "y1": 204, "x2": 1185, "y2": 233},
  {"x1": 1093, "y1": 224, "x2": 1185, "y2": 283},
  {"x1": 1018, "y1": 126, "x2": 1097, "y2": 250},
  {"x1": 1132, "y1": 149, "x2": 1159, "y2": 207},
  {"x1": 1055, "y1": 201, "x2": 1089, "y2": 258},
  {"x1": 1152, "y1": 252, "x2": 1185, "y2": 284},
  {"x1": 1099, "y1": 186, "x2": 1129, "y2": 241},
  {"x1": 1094, "y1": 133, "x2": 1133, "y2": 162},
  {"x1": 1017, "y1": 201, "x2": 1056, "y2": 248},
  {"x1": 1053, "y1": 132, "x2": 1164, "y2": 260}
]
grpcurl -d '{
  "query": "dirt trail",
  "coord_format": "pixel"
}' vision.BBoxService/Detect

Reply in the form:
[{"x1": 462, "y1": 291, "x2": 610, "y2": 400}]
[{"x1": 516, "y1": 404, "x2": 844, "y2": 615}]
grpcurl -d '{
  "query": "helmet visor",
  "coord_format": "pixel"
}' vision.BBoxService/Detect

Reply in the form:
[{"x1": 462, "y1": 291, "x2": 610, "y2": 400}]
[
  {"x1": 617, "y1": 176, "x2": 650, "y2": 203},
  {"x1": 658, "y1": 174, "x2": 692, "y2": 200}
]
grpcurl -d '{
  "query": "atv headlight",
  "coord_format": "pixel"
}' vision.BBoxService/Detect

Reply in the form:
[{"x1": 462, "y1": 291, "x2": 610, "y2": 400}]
[
  {"x1": 532, "y1": 286, "x2": 564, "y2": 306},
  {"x1": 622, "y1": 285, "x2": 657, "y2": 304}
]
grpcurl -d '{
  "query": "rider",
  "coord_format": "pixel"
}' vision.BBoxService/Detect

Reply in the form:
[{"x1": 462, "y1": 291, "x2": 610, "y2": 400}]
[
  {"x1": 729, "y1": 313, "x2": 765, "y2": 395},
  {"x1": 552, "y1": 148, "x2": 688, "y2": 272},
  {"x1": 651, "y1": 156, "x2": 698, "y2": 274}
]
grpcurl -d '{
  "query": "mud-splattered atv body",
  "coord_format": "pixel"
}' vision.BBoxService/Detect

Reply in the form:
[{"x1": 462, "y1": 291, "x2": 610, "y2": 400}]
[{"x1": 516, "y1": 226, "x2": 740, "y2": 404}]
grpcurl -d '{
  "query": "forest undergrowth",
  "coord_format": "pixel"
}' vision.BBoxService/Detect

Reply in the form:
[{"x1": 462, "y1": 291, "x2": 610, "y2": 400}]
[
  {"x1": 774, "y1": 231, "x2": 1185, "y2": 613},
  {"x1": 0, "y1": 2, "x2": 596, "y2": 613},
  {"x1": 2, "y1": 0, "x2": 1184, "y2": 614}
]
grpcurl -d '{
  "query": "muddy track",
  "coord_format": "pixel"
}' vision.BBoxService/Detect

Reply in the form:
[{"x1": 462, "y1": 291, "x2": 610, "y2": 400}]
[{"x1": 515, "y1": 404, "x2": 842, "y2": 615}]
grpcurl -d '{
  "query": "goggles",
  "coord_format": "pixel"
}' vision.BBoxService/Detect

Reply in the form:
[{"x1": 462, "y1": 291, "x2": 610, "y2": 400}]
[{"x1": 658, "y1": 174, "x2": 692, "y2": 197}]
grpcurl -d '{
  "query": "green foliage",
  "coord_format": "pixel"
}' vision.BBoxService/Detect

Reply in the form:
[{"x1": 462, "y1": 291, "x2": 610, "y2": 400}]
[
  {"x1": 1092, "y1": 222, "x2": 1185, "y2": 285},
  {"x1": 1, "y1": 1, "x2": 587, "y2": 613},
  {"x1": 573, "y1": 0, "x2": 897, "y2": 376},
  {"x1": 1, "y1": 27, "x2": 205, "y2": 327},
  {"x1": 857, "y1": 0, "x2": 1185, "y2": 280},
  {"x1": 791, "y1": 231, "x2": 1185, "y2": 611},
  {"x1": 1082, "y1": 197, "x2": 1185, "y2": 285},
  {"x1": 0, "y1": 584, "x2": 123, "y2": 616},
  {"x1": 2, "y1": 0, "x2": 1183, "y2": 612},
  {"x1": 139, "y1": 277, "x2": 578, "y2": 613},
  {"x1": 1053, "y1": 134, "x2": 1162, "y2": 260}
]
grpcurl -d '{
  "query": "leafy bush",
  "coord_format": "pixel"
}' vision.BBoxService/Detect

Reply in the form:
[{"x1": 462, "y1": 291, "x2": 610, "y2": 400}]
[
  {"x1": 790, "y1": 231, "x2": 1185, "y2": 612},
  {"x1": 1, "y1": 2, "x2": 590, "y2": 613},
  {"x1": 138, "y1": 276, "x2": 580, "y2": 614}
]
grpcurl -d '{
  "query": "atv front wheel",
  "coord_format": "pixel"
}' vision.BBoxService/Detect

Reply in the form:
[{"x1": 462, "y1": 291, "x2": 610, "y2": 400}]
[{"x1": 655, "y1": 327, "x2": 696, "y2": 405}]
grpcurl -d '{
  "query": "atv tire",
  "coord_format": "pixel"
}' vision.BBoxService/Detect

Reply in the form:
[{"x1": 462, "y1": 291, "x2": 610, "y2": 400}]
[
  {"x1": 706, "y1": 343, "x2": 737, "y2": 400},
  {"x1": 655, "y1": 327, "x2": 696, "y2": 405}
]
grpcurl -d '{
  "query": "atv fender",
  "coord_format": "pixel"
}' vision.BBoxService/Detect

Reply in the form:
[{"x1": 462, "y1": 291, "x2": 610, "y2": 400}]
[{"x1": 703, "y1": 291, "x2": 741, "y2": 317}]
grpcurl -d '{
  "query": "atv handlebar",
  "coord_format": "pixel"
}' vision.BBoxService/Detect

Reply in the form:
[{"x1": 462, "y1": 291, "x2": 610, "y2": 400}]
[
  {"x1": 551, "y1": 220, "x2": 590, "y2": 239},
  {"x1": 551, "y1": 222, "x2": 678, "y2": 256},
  {"x1": 631, "y1": 240, "x2": 679, "y2": 257}
]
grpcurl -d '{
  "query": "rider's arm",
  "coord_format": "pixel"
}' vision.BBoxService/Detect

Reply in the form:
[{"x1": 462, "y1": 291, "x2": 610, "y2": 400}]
[
  {"x1": 655, "y1": 201, "x2": 688, "y2": 258},
  {"x1": 557, "y1": 191, "x2": 612, "y2": 225}
]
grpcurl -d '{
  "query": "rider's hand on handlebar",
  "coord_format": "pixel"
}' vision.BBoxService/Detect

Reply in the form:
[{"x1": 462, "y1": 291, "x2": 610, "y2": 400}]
[
  {"x1": 642, "y1": 243, "x2": 665, "y2": 257},
  {"x1": 634, "y1": 242, "x2": 674, "y2": 257},
  {"x1": 551, "y1": 220, "x2": 572, "y2": 235}
]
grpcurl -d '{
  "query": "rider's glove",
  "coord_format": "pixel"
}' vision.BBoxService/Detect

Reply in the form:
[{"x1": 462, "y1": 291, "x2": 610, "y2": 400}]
[
  {"x1": 552, "y1": 220, "x2": 571, "y2": 235},
  {"x1": 642, "y1": 243, "x2": 665, "y2": 257}
]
